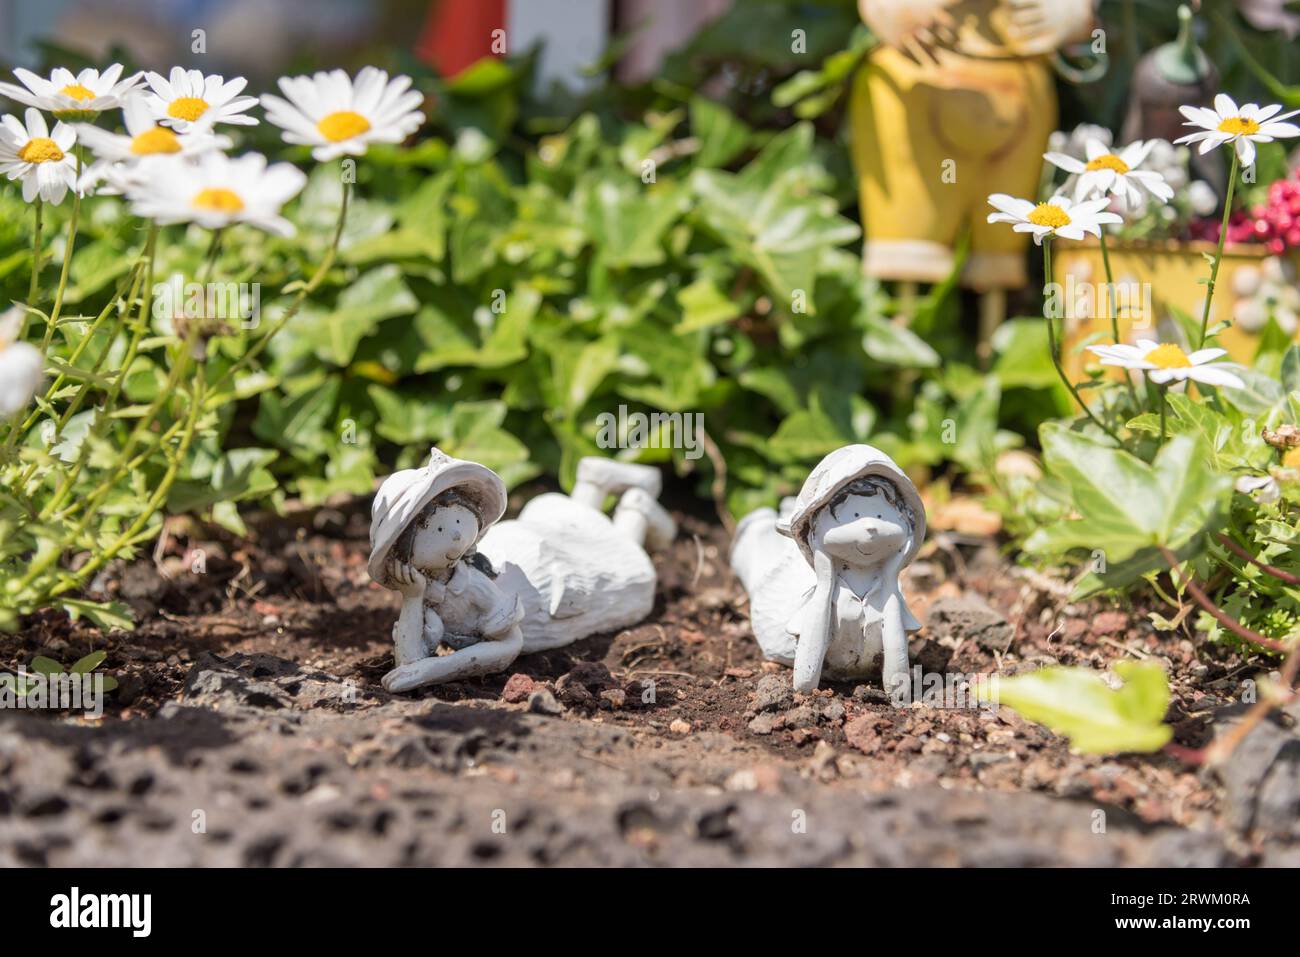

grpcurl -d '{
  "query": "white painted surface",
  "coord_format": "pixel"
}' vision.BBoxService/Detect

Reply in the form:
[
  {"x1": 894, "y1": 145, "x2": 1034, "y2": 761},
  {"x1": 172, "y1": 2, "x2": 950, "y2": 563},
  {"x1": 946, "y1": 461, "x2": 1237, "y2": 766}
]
[{"x1": 508, "y1": 0, "x2": 610, "y2": 92}]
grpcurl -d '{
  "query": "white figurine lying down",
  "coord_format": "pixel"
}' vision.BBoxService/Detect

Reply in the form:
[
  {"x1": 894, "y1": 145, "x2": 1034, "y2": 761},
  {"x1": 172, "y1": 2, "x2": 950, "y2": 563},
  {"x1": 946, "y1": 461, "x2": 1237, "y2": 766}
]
[
  {"x1": 369, "y1": 448, "x2": 674, "y2": 692},
  {"x1": 730, "y1": 445, "x2": 926, "y2": 695}
]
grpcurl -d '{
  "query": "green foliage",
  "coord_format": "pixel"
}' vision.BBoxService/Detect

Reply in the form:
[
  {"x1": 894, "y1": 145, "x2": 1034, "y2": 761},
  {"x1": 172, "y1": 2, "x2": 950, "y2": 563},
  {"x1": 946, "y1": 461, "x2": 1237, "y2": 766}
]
[
  {"x1": 9, "y1": 650, "x2": 118, "y2": 697},
  {"x1": 6, "y1": 31, "x2": 1005, "y2": 625},
  {"x1": 1025, "y1": 430, "x2": 1233, "y2": 598},
  {"x1": 984, "y1": 661, "x2": 1173, "y2": 755}
]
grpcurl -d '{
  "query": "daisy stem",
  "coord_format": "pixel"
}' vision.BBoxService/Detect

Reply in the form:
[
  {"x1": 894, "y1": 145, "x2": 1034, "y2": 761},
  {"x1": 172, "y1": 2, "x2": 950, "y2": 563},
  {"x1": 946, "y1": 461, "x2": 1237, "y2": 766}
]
[
  {"x1": 26, "y1": 198, "x2": 43, "y2": 317},
  {"x1": 1157, "y1": 381, "x2": 1167, "y2": 444},
  {"x1": 47, "y1": 346, "x2": 207, "y2": 604},
  {"x1": 1096, "y1": 229, "x2": 1141, "y2": 409},
  {"x1": 1198, "y1": 150, "x2": 1239, "y2": 349},
  {"x1": 33, "y1": 226, "x2": 159, "y2": 515},
  {"x1": 1043, "y1": 240, "x2": 1122, "y2": 444},
  {"x1": 200, "y1": 227, "x2": 225, "y2": 285},
  {"x1": 40, "y1": 176, "x2": 83, "y2": 354},
  {"x1": 208, "y1": 178, "x2": 351, "y2": 398}
]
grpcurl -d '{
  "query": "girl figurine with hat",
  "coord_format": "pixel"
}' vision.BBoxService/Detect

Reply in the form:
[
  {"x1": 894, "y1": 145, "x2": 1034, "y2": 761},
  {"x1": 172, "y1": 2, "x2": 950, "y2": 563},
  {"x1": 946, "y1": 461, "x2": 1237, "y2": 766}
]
[
  {"x1": 730, "y1": 445, "x2": 926, "y2": 696},
  {"x1": 371, "y1": 448, "x2": 675, "y2": 692}
]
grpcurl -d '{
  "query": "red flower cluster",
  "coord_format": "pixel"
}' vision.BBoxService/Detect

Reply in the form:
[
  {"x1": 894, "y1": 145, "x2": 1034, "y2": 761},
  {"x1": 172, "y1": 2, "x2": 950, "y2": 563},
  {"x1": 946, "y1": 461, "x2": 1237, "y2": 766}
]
[{"x1": 1190, "y1": 174, "x2": 1300, "y2": 253}]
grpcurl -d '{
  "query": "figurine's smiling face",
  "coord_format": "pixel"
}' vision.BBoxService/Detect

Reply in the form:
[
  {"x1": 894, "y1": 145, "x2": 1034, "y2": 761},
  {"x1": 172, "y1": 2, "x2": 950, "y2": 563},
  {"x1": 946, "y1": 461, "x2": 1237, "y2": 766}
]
[
  {"x1": 815, "y1": 483, "x2": 911, "y2": 567},
  {"x1": 409, "y1": 503, "x2": 479, "y2": 571}
]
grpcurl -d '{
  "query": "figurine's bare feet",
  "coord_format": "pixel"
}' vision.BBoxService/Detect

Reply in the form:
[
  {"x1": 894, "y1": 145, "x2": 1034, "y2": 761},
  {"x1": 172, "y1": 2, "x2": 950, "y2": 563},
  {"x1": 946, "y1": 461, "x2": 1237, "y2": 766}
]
[
  {"x1": 572, "y1": 458, "x2": 662, "y2": 509},
  {"x1": 613, "y1": 487, "x2": 676, "y2": 551},
  {"x1": 382, "y1": 626, "x2": 524, "y2": 692}
]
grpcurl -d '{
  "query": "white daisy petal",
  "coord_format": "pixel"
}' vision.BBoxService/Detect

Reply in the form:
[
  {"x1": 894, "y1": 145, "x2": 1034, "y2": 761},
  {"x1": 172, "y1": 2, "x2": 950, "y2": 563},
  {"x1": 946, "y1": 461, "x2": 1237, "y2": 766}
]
[
  {"x1": 1185, "y1": 366, "x2": 1245, "y2": 389},
  {"x1": 1236, "y1": 137, "x2": 1256, "y2": 167},
  {"x1": 1214, "y1": 93, "x2": 1239, "y2": 116},
  {"x1": 262, "y1": 68, "x2": 424, "y2": 160},
  {"x1": 0, "y1": 107, "x2": 80, "y2": 204},
  {"x1": 125, "y1": 150, "x2": 306, "y2": 235}
]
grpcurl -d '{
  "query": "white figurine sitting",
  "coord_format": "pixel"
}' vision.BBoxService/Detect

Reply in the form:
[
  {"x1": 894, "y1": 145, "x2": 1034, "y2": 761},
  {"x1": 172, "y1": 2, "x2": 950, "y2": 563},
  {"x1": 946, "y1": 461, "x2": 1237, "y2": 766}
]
[
  {"x1": 730, "y1": 445, "x2": 926, "y2": 696},
  {"x1": 370, "y1": 448, "x2": 674, "y2": 692}
]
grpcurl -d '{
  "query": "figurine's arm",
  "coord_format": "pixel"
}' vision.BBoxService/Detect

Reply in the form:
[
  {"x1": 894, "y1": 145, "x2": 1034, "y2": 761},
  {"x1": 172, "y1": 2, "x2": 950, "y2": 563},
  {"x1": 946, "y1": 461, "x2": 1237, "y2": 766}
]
[
  {"x1": 382, "y1": 625, "x2": 523, "y2": 693},
  {"x1": 879, "y1": 548, "x2": 912, "y2": 700},
  {"x1": 792, "y1": 549, "x2": 838, "y2": 693},
  {"x1": 389, "y1": 563, "x2": 431, "y2": 667}
]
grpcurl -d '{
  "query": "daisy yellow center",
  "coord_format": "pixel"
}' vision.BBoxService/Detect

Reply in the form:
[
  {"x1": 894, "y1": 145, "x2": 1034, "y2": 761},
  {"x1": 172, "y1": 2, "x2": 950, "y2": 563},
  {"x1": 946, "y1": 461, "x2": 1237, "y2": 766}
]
[
  {"x1": 130, "y1": 127, "x2": 182, "y2": 155},
  {"x1": 18, "y1": 137, "x2": 64, "y2": 164},
  {"x1": 59, "y1": 84, "x2": 95, "y2": 102},
  {"x1": 1217, "y1": 116, "x2": 1260, "y2": 136},
  {"x1": 317, "y1": 110, "x2": 370, "y2": 143},
  {"x1": 1285, "y1": 447, "x2": 1300, "y2": 469},
  {"x1": 1028, "y1": 204, "x2": 1071, "y2": 229},
  {"x1": 1085, "y1": 153, "x2": 1130, "y2": 174},
  {"x1": 168, "y1": 97, "x2": 210, "y2": 122},
  {"x1": 1144, "y1": 344, "x2": 1192, "y2": 369},
  {"x1": 192, "y1": 188, "x2": 245, "y2": 213}
]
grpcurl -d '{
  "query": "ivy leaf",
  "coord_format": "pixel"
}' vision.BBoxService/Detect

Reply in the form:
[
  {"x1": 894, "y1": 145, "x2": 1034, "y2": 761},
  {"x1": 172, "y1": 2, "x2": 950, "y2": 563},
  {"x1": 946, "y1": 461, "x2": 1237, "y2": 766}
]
[
  {"x1": 675, "y1": 277, "x2": 740, "y2": 333},
  {"x1": 253, "y1": 376, "x2": 341, "y2": 459},
  {"x1": 690, "y1": 97, "x2": 750, "y2": 168},
  {"x1": 1024, "y1": 427, "x2": 1231, "y2": 566},
  {"x1": 983, "y1": 661, "x2": 1173, "y2": 754},
  {"x1": 862, "y1": 316, "x2": 940, "y2": 368},
  {"x1": 1280, "y1": 344, "x2": 1300, "y2": 395}
]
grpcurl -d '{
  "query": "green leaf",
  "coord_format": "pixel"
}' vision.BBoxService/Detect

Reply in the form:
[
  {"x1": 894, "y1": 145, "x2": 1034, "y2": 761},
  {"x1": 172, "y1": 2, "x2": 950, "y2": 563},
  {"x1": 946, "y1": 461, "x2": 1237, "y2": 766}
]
[
  {"x1": 1224, "y1": 366, "x2": 1286, "y2": 418},
  {"x1": 862, "y1": 317, "x2": 940, "y2": 368},
  {"x1": 582, "y1": 177, "x2": 685, "y2": 269},
  {"x1": 59, "y1": 598, "x2": 134, "y2": 632},
  {"x1": 674, "y1": 277, "x2": 740, "y2": 333},
  {"x1": 253, "y1": 376, "x2": 341, "y2": 458},
  {"x1": 1281, "y1": 344, "x2": 1300, "y2": 395},
  {"x1": 983, "y1": 661, "x2": 1173, "y2": 754},
  {"x1": 368, "y1": 385, "x2": 450, "y2": 445},
  {"x1": 690, "y1": 97, "x2": 750, "y2": 168},
  {"x1": 306, "y1": 266, "x2": 418, "y2": 366},
  {"x1": 992, "y1": 318, "x2": 1058, "y2": 389},
  {"x1": 30, "y1": 656, "x2": 64, "y2": 676},
  {"x1": 1024, "y1": 427, "x2": 1230, "y2": 565},
  {"x1": 70, "y1": 650, "x2": 107, "y2": 674}
]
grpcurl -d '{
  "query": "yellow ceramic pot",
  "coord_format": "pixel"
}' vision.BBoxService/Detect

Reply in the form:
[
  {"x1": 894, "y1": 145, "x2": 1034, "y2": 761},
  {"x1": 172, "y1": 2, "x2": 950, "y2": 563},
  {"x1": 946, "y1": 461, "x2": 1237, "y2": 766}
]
[{"x1": 1051, "y1": 240, "x2": 1300, "y2": 379}]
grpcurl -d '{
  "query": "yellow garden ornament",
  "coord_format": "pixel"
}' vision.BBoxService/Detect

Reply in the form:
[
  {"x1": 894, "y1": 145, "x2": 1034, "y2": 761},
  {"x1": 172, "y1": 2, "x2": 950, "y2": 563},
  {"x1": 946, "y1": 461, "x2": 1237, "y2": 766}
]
[{"x1": 849, "y1": 0, "x2": 1095, "y2": 342}]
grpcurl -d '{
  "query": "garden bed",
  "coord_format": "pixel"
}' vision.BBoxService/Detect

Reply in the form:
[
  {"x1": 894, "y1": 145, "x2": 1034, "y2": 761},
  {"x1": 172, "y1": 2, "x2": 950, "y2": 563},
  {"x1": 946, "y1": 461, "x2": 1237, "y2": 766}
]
[{"x1": 2, "y1": 484, "x2": 1296, "y2": 867}]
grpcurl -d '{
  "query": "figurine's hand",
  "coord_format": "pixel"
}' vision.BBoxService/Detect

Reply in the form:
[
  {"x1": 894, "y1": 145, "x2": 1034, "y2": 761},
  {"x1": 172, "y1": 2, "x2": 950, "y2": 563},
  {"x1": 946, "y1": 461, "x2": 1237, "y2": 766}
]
[
  {"x1": 859, "y1": 0, "x2": 959, "y2": 66},
  {"x1": 389, "y1": 561, "x2": 427, "y2": 600},
  {"x1": 1002, "y1": 0, "x2": 1093, "y2": 56}
]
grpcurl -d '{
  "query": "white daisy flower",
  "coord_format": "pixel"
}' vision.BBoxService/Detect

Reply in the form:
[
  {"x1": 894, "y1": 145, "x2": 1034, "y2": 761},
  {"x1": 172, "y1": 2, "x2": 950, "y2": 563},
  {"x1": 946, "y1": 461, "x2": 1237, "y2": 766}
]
[
  {"x1": 75, "y1": 97, "x2": 230, "y2": 197},
  {"x1": 261, "y1": 67, "x2": 424, "y2": 161},
  {"x1": 125, "y1": 151, "x2": 307, "y2": 236},
  {"x1": 140, "y1": 67, "x2": 259, "y2": 132},
  {"x1": 1044, "y1": 138, "x2": 1175, "y2": 210},
  {"x1": 0, "y1": 108, "x2": 80, "y2": 204},
  {"x1": 1235, "y1": 474, "x2": 1281, "y2": 505},
  {"x1": 987, "y1": 193, "x2": 1123, "y2": 245},
  {"x1": 0, "y1": 64, "x2": 143, "y2": 120},
  {"x1": 0, "y1": 305, "x2": 44, "y2": 416},
  {"x1": 1175, "y1": 94, "x2": 1300, "y2": 167},
  {"x1": 1087, "y1": 339, "x2": 1245, "y2": 388}
]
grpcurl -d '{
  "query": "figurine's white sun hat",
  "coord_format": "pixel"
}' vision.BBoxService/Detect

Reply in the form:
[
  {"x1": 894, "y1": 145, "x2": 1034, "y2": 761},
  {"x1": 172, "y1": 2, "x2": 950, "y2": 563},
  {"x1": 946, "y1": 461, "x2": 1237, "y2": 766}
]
[
  {"x1": 368, "y1": 447, "x2": 507, "y2": 583},
  {"x1": 776, "y1": 444, "x2": 926, "y2": 568}
]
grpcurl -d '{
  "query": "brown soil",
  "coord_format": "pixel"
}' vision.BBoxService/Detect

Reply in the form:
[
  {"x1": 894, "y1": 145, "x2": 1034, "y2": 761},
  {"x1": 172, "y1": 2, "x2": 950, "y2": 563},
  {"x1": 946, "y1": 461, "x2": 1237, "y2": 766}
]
[{"x1": 1, "y1": 489, "x2": 1296, "y2": 866}]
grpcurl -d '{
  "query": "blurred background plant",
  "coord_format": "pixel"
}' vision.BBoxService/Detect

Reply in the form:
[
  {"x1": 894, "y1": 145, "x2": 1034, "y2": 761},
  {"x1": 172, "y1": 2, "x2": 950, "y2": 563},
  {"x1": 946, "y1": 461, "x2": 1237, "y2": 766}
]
[{"x1": 1, "y1": 0, "x2": 1299, "y2": 654}]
